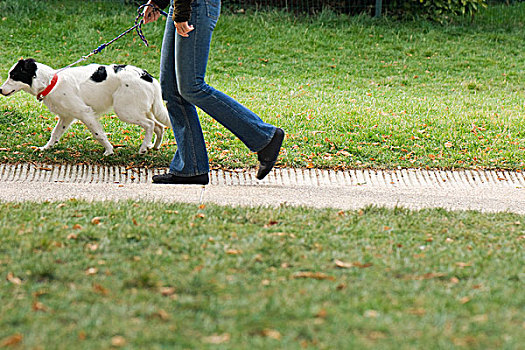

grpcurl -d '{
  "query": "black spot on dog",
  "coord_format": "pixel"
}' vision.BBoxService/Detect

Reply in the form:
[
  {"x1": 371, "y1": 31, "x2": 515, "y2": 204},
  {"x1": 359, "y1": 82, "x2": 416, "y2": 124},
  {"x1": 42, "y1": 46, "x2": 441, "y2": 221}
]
[
  {"x1": 113, "y1": 64, "x2": 127, "y2": 74},
  {"x1": 125, "y1": 84, "x2": 129, "y2": 87},
  {"x1": 90, "y1": 66, "x2": 107, "y2": 83},
  {"x1": 140, "y1": 70, "x2": 153, "y2": 83},
  {"x1": 9, "y1": 58, "x2": 38, "y2": 87}
]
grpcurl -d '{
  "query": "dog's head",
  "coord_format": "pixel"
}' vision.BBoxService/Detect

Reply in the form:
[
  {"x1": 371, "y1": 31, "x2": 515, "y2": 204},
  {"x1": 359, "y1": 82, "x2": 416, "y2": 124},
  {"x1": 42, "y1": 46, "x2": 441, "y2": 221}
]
[{"x1": 1, "y1": 58, "x2": 38, "y2": 96}]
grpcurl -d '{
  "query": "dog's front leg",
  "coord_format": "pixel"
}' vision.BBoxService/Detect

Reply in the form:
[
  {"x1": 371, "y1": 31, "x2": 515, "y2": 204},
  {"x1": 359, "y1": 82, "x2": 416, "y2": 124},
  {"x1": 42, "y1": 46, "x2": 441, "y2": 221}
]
[
  {"x1": 39, "y1": 116, "x2": 75, "y2": 151},
  {"x1": 81, "y1": 117, "x2": 114, "y2": 156}
]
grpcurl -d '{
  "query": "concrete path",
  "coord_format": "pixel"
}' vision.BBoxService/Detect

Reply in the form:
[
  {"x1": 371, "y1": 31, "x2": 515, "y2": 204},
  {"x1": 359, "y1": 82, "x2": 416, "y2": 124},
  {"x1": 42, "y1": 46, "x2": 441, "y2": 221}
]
[{"x1": 0, "y1": 163, "x2": 524, "y2": 213}]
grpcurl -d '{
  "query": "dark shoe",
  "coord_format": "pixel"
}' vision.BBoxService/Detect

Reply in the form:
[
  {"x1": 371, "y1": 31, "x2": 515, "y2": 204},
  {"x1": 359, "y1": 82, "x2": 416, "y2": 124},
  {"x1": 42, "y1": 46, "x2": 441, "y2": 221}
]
[
  {"x1": 256, "y1": 128, "x2": 285, "y2": 180},
  {"x1": 152, "y1": 173, "x2": 209, "y2": 185}
]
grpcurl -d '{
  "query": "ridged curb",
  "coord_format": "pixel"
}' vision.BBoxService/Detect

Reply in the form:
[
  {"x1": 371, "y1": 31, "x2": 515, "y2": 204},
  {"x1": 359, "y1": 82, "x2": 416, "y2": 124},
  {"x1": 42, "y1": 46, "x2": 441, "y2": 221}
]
[{"x1": 1, "y1": 163, "x2": 524, "y2": 189}]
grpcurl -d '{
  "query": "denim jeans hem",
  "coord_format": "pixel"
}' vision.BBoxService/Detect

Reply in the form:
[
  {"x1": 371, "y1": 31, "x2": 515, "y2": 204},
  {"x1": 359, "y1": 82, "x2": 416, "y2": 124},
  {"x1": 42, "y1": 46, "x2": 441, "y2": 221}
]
[
  {"x1": 253, "y1": 127, "x2": 277, "y2": 153},
  {"x1": 168, "y1": 170, "x2": 209, "y2": 177}
]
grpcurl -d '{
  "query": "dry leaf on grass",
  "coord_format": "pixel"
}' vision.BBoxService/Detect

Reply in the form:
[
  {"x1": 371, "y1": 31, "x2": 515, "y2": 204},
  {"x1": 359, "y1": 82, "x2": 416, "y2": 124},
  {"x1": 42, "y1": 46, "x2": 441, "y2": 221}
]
[
  {"x1": 0, "y1": 333, "x2": 23, "y2": 347},
  {"x1": 32, "y1": 301, "x2": 48, "y2": 312},
  {"x1": 150, "y1": 309, "x2": 170, "y2": 321},
  {"x1": 91, "y1": 217, "x2": 102, "y2": 225},
  {"x1": 159, "y1": 286, "x2": 176, "y2": 296},
  {"x1": 202, "y1": 333, "x2": 230, "y2": 344},
  {"x1": 111, "y1": 336, "x2": 126, "y2": 347},
  {"x1": 460, "y1": 296, "x2": 471, "y2": 304},
  {"x1": 85, "y1": 267, "x2": 98, "y2": 276},
  {"x1": 6, "y1": 272, "x2": 22, "y2": 285},
  {"x1": 261, "y1": 329, "x2": 281, "y2": 340},
  {"x1": 93, "y1": 283, "x2": 109, "y2": 295},
  {"x1": 334, "y1": 260, "x2": 372, "y2": 269},
  {"x1": 455, "y1": 262, "x2": 472, "y2": 268},
  {"x1": 292, "y1": 272, "x2": 335, "y2": 281}
]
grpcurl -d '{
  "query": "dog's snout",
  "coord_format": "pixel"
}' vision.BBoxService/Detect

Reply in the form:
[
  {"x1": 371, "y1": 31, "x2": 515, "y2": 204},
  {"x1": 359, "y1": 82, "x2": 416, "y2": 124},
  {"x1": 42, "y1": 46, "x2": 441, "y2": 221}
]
[{"x1": 0, "y1": 87, "x2": 14, "y2": 96}]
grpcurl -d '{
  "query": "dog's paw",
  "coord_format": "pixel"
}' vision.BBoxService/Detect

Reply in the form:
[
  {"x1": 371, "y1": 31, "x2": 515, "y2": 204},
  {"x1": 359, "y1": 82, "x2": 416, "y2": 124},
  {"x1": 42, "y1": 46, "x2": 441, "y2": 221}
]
[
  {"x1": 36, "y1": 146, "x2": 50, "y2": 151},
  {"x1": 103, "y1": 149, "x2": 114, "y2": 156},
  {"x1": 138, "y1": 148, "x2": 148, "y2": 155}
]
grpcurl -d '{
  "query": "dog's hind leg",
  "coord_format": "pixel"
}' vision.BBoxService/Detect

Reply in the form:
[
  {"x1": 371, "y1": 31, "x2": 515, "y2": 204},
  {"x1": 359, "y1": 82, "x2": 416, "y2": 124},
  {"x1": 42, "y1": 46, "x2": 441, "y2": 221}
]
[
  {"x1": 39, "y1": 116, "x2": 75, "y2": 151},
  {"x1": 134, "y1": 118, "x2": 156, "y2": 154},
  {"x1": 148, "y1": 112, "x2": 165, "y2": 150},
  {"x1": 114, "y1": 109, "x2": 156, "y2": 154}
]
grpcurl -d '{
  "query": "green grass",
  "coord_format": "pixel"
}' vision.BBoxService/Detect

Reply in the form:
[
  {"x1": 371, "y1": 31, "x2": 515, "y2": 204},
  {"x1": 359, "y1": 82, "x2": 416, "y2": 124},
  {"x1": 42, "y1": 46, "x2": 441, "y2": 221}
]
[
  {"x1": 0, "y1": 201, "x2": 524, "y2": 349},
  {"x1": 0, "y1": 1, "x2": 524, "y2": 170}
]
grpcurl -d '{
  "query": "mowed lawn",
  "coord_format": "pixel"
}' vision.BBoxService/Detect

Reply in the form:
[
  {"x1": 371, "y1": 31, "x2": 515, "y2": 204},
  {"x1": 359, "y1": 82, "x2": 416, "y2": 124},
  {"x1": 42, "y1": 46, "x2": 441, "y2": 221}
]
[
  {"x1": 0, "y1": 201, "x2": 524, "y2": 349},
  {"x1": 0, "y1": 1, "x2": 523, "y2": 170}
]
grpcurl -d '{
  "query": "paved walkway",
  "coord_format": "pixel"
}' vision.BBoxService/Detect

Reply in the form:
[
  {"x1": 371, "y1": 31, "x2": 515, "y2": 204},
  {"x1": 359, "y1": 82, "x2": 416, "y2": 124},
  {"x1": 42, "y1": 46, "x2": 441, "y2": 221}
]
[{"x1": 0, "y1": 163, "x2": 524, "y2": 213}]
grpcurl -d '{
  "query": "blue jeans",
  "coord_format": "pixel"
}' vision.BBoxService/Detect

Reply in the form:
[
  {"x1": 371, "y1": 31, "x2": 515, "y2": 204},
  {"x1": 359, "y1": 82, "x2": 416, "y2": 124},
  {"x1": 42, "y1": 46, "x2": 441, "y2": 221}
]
[{"x1": 160, "y1": 0, "x2": 277, "y2": 176}]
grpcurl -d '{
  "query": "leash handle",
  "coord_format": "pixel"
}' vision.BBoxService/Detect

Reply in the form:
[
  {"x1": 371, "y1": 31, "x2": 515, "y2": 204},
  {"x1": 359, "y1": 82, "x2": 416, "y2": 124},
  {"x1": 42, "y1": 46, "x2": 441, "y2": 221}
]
[{"x1": 135, "y1": 3, "x2": 168, "y2": 47}]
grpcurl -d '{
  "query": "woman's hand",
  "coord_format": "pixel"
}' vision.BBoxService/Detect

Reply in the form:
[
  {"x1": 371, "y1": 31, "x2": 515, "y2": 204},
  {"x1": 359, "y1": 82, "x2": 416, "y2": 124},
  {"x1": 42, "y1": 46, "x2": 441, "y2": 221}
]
[
  {"x1": 175, "y1": 21, "x2": 194, "y2": 37},
  {"x1": 143, "y1": 0, "x2": 161, "y2": 24}
]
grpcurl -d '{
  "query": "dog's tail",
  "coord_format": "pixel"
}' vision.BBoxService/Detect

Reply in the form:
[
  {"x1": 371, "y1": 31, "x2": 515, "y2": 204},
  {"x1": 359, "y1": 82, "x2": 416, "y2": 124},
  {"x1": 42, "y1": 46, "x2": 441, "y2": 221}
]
[{"x1": 151, "y1": 81, "x2": 170, "y2": 128}]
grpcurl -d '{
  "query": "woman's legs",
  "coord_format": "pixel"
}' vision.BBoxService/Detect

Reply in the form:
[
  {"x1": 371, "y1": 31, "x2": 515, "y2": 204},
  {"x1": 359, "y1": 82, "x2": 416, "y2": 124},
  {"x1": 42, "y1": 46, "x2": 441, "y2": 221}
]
[
  {"x1": 160, "y1": 3, "x2": 209, "y2": 177},
  {"x1": 158, "y1": 0, "x2": 279, "y2": 180}
]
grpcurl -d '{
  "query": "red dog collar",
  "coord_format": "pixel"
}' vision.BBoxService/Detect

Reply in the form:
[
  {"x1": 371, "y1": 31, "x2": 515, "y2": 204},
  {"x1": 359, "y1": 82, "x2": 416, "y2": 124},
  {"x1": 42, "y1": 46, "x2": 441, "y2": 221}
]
[{"x1": 37, "y1": 74, "x2": 58, "y2": 101}]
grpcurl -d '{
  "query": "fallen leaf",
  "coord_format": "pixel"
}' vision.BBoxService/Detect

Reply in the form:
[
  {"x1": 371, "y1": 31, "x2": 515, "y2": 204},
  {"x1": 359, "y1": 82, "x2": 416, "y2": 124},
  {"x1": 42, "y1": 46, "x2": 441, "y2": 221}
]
[
  {"x1": 460, "y1": 296, "x2": 471, "y2": 304},
  {"x1": 292, "y1": 272, "x2": 335, "y2": 281},
  {"x1": 151, "y1": 309, "x2": 170, "y2": 321},
  {"x1": 32, "y1": 301, "x2": 48, "y2": 312},
  {"x1": 261, "y1": 329, "x2": 281, "y2": 340},
  {"x1": 315, "y1": 309, "x2": 327, "y2": 319},
  {"x1": 86, "y1": 243, "x2": 98, "y2": 251},
  {"x1": 159, "y1": 286, "x2": 176, "y2": 296},
  {"x1": 0, "y1": 333, "x2": 23, "y2": 347},
  {"x1": 456, "y1": 262, "x2": 472, "y2": 268},
  {"x1": 364, "y1": 310, "x2": 379, "y2": 318},
  {"x1": 111, "y1": 336, "x2": 126, "y2": 347},
  {"x1": 336, "y1": 283, "x2": 347, "y2": 290},
  {"x1": 334, "y1": 259, "x2": 353, "y2": 268},
  {"x1": 444, "y1": 141, "x2": 453, "y2": 148},
  {"x1": 264, "y1": 220, "x2": 279, "y2": 228},
  {"x1": 6, "y1": 272, "x2": 22, "y2": 285},
  {"x1": 67, "y1": 233, "x2": 78, "y2": 240},
  {"x1": 226, "y1": 249, "x2": 241, "y2": 255},
  {"x1": 93, "y1": 283, "x2": 109, "y2": 295},
  {"x1": 85, "y1": 267, "x2": 98, "y2": 276},
  {"x1": 334, "y1": 259, "x2": 372, "y2": 269},
  {"x1": 73, "y1": 224, "x2": 83, "y2": 230},
  {"x1": 202, "y1": 333, "x2": 230, "y2": 344},
  {"x1": 91, "y1": 217, "x2": 102, "y2": 225}
]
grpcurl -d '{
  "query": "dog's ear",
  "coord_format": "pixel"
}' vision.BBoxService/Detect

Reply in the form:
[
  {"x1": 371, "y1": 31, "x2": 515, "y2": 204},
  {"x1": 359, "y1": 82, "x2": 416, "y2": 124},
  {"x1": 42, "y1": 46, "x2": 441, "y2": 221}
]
[{"x1": 16, "y1": 58, "x2": 35, "y2": 68}]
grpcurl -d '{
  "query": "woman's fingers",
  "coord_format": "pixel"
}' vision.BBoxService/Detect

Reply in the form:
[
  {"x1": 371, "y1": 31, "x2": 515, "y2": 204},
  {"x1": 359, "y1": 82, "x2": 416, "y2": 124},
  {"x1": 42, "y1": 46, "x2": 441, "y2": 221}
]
[{"x1": 175, "y1": 22, "x2": 194, "y2": 37}]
